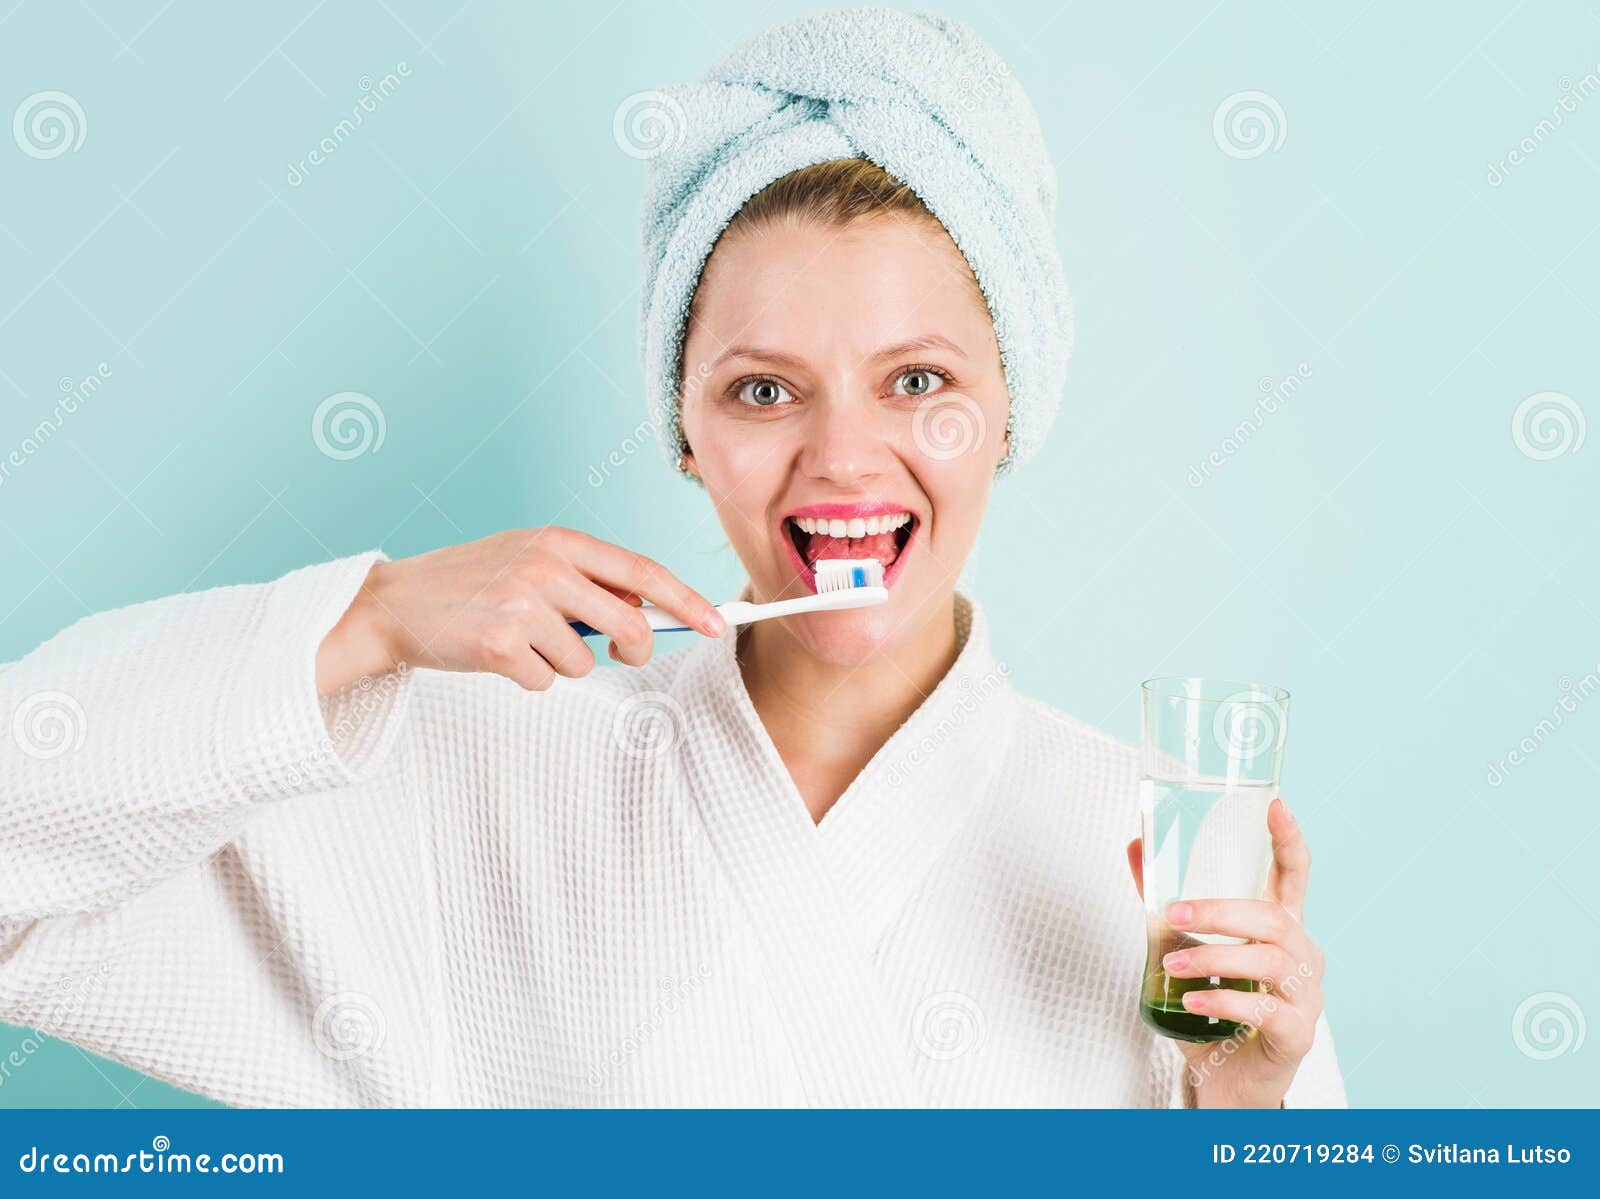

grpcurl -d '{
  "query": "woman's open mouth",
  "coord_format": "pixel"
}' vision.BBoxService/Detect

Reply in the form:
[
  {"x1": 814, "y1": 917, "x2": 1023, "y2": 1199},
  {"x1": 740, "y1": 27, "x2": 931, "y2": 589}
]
[{"x1": 781, "y1": 506, "x2": 919, "y2": 592}]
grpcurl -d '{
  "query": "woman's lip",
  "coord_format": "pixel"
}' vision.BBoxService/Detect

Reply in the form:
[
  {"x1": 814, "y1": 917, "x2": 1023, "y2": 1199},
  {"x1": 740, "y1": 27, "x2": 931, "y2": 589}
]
[
  {"x1": 785, "y1": 501, "x2": 913, "y2": 520},
  {"x1": 778, "y1": 515, "x2": 920, "y2": 592}
]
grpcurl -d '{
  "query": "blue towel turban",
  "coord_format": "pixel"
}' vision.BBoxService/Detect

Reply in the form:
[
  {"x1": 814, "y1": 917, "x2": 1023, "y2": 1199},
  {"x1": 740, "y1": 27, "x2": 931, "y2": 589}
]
[{"x1": 634, "y1": 6, "x2": 1072, "y2": 477}]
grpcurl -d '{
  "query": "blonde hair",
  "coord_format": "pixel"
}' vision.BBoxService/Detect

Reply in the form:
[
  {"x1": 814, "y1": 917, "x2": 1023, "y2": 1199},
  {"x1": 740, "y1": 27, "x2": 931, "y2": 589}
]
[
  {"x1": 684, "y1": 158, "x2": 983, "y2": 339},
  {"x1": 730, "y1": 156, "x2": 936, "y2": 231}
]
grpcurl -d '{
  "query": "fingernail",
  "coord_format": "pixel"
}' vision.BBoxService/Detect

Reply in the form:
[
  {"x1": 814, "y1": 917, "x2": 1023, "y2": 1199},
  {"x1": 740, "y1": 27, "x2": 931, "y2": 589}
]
[
  {"x1": 1166, "y1": 901, "x2": 1193, "y2": 926},
  {"x1": 703, "y1": 609, "x2": 726, "y2": 636},
  {"x1": 1163, "y1": 952, "x2": 1189, "y2": 972},
  {"x1": 1182, "y1": 991, "x2": 1206, "y2": 1011}
]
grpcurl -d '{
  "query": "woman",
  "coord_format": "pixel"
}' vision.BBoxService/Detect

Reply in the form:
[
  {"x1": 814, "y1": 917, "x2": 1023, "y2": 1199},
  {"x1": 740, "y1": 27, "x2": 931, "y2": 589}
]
[{"x1": 0, "y1": 9, "x2": 1343, "y2": 1107}]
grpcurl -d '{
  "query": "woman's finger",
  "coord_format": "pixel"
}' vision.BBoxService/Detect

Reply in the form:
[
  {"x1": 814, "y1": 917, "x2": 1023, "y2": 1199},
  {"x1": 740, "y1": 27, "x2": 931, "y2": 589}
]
[
  {"x1": 1266, "y1": 797, "x2": 1312, "y2": 920},
  {"x1": 1161, "y1": 942, "x2": 1303, "y2": 991},
  {"x1": 521, "y1": 602, "x2": 598, "y2": 680},
  {"x1": 1180, "y1": 985, "x2": 1319, "y2": 1064},
  {"x1": 1165, "y1": 898, "x2": 1314, "y2": 961},
  {"x1": 478, "y1": 632, "x2": 557, "y2": 692},
  {"x1": 549, "y1": 573, "x2": 655, "y2": 667},
  {"x1": 596, "y1": 582, "x2": 645, "y2": 607},
  {"x1": 564, "y1": 533, "x2": 725, "y2": 637}
]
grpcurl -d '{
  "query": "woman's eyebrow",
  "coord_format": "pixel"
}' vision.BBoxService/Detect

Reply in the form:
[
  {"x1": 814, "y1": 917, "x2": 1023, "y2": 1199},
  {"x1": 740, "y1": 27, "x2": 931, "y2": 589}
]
[
  {"x1": 709, "y1": 333, "x2": 966, "y2": 371},
  {"x1": 869, "y1": 334, "x2": 966, "y2": 361},
  {"x1": 710, "y1": 345, "x2": 810, "y2": 370}
]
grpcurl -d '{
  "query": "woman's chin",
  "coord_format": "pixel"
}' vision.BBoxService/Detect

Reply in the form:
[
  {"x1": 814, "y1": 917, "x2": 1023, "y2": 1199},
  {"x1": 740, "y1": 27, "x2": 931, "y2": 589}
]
[{"x1": 783, "y1": 605, "x2": 914, "y2": 667}]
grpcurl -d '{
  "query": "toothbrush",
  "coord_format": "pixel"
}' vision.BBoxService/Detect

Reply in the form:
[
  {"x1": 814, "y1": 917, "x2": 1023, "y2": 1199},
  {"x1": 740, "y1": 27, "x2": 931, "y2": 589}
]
[{"x1": 568, "y1": 558, "x2": 888, "y2": 637}]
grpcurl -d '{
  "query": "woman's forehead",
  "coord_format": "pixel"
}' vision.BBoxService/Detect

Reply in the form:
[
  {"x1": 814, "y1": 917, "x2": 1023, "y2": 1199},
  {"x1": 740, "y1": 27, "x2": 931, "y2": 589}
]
[{"x1": 690, "y1": 219, "x2": 992, "y2": 362}]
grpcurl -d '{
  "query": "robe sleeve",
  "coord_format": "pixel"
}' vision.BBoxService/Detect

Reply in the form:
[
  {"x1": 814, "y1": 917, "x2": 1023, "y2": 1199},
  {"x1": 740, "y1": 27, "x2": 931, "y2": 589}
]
[
  {"x1": 0, "y1": 550, "x2": 426, "y2": 1104},
  {"x1": 1149, "y1": 1010, "x2": 1350, "y2": 1108}
]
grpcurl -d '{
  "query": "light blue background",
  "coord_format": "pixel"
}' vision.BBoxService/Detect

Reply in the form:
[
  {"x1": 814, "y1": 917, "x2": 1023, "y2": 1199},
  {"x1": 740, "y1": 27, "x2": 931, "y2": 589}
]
[{"x1": 2, "y1": 1, "x2": 1596, "y2": 1108}]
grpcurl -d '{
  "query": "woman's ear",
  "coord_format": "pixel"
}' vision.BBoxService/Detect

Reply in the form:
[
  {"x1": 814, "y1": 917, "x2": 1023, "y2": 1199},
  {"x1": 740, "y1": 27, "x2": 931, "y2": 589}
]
[{"x1": 680, "y1": 445, "x2": 698, "y2": 479}]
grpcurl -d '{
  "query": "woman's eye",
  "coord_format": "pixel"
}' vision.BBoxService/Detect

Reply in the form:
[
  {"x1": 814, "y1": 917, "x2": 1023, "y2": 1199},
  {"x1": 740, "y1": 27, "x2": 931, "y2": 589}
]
[
  {"x1": 892, "y1": 369, "x2": 946, "y2": 397},
  {"x1": 736, "y1": 379, "x2": 795, "y2": 407}
]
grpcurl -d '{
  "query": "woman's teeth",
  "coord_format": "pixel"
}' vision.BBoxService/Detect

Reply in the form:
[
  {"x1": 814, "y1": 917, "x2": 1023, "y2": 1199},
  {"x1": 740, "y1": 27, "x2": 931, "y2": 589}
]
[
  {"x1": 791, "y1": 512, "x2": 912, "y2": 538},
  {"x1": 788, "y1": 511, "x2": 914, "y2": 571}
]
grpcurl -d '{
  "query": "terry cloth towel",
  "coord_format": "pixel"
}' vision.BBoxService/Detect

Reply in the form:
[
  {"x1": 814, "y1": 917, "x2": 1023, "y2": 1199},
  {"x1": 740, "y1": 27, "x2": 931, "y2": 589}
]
[{"x1": 635, "y1": 6, "x2": 1072, "y2": 476}]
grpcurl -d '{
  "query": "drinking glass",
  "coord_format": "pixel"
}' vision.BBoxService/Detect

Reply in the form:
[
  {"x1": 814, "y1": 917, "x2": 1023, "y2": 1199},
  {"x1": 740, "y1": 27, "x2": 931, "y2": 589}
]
[{"x1": 1138, "y1": 677, "x2": 1290, "y2": 1042}]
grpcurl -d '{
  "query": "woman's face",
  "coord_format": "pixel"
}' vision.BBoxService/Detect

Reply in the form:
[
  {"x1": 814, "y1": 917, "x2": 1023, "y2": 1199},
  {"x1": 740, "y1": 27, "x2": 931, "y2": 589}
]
[{"x1": 680, "y1": 213, "x2": 1009, "y2": 665}]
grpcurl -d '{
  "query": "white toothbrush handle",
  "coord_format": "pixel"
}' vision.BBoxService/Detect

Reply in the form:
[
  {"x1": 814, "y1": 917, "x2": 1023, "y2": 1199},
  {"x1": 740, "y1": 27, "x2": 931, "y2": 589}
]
[
  {"x1": 569, "y1": 591, "x2": 886, "y2": 637},
  {"x1": 571, "y1": 602, "x2": 761, "y2": 636}
]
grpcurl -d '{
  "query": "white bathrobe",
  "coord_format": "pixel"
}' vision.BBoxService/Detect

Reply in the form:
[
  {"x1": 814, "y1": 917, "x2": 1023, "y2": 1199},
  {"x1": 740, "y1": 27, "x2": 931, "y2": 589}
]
[{"x1": 0, "y1": 551, "x2": 1347, "y2": 1108}]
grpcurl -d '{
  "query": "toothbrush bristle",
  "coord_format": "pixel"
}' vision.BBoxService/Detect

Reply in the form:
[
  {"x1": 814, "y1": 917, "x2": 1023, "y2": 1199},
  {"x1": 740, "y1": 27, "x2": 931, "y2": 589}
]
[{"x1": 813, "y1": 557, "x2": 884, "y2": 593}]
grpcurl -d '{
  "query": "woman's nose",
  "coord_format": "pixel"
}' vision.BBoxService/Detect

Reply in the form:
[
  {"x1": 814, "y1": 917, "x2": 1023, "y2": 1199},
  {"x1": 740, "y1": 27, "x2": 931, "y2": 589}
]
[{"x1": 799, "y1": 394, "x2": 892, "y2": 485}]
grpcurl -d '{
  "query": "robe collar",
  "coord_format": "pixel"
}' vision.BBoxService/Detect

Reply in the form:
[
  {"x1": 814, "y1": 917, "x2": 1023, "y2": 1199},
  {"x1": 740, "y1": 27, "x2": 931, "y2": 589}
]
[{"x1": 667, "y1": 593, "x2": 1016, "y2": 1105}]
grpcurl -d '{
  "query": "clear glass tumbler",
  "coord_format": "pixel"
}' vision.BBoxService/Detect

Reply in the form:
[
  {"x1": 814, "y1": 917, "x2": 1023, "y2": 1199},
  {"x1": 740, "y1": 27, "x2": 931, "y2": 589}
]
[{"x1": 1138, "y1": 677, "x2": 1290, "y2": 1042}]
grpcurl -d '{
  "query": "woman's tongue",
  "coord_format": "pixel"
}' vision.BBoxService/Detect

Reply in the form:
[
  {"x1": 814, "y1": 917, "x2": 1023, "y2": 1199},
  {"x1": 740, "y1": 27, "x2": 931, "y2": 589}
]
[{"x1": 802, "y1": 528, "x2": 898, "y2": 569}]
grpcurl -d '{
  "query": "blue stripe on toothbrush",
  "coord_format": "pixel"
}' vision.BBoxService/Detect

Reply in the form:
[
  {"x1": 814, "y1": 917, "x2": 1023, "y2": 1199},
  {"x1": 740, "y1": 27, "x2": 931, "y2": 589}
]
[{"x1": 568, "y1": 620, "x2": 690, "y2": 638}]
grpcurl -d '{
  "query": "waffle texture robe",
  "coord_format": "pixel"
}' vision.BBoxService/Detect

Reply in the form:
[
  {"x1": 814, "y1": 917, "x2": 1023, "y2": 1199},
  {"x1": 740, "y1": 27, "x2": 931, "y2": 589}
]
[{"x1": 0, "y1": 551, "x2": 1347, "y2": 1107}]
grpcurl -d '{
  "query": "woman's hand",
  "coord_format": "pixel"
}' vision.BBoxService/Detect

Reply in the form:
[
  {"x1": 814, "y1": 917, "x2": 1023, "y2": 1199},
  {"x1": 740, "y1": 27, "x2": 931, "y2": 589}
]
[
  {"x1": 316, "y1": 528, "x2": 726, "y2": 695},
  {"x1": 1125, "y1": 797, "x2": 1326, "y2": 1108}
]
